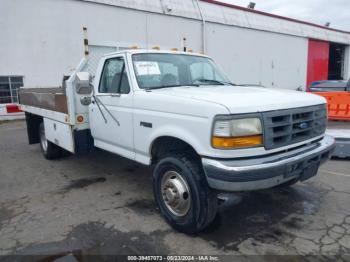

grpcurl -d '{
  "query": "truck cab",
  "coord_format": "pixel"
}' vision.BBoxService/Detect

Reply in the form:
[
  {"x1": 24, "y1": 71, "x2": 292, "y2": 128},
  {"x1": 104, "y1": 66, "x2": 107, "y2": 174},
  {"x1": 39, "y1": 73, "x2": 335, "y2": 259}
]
[{"x1": 20, "y1": 50, "x2": 335, "y2": 233}]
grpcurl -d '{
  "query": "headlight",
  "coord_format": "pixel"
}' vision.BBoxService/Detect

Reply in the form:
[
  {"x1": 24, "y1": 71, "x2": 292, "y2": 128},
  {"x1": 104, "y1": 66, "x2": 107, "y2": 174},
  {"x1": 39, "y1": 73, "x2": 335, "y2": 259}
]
[{"x1": 212, "y1": 117, "x2": 263, "y2": 149}]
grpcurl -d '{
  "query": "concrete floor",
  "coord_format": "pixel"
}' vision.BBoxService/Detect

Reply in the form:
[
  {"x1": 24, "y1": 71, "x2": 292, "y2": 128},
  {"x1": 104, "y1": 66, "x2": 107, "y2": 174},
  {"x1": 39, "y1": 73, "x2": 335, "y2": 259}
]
[{"x1": 0, "y1": 121, "x2": 350, "y2": 259}]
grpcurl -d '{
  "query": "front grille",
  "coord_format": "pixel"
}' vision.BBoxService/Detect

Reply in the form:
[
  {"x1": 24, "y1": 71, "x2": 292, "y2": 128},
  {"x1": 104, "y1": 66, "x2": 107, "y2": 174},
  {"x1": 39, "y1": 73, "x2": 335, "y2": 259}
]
[{"x1": 263, "y1": 104, "x2": 327, "y2": 150}]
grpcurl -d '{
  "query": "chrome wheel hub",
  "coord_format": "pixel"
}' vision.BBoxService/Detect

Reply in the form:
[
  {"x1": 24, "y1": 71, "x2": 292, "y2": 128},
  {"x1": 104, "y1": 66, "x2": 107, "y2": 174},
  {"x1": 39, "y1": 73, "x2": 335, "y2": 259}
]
[{"x1": 161, "y1": 171, "x2": 191, "y2": 217}]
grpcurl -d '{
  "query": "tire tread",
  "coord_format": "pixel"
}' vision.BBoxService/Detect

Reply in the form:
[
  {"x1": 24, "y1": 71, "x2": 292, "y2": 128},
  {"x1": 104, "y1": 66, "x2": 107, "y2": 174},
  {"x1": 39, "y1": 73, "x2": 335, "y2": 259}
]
[{"x1": 153, "y1": 152, "x2": 217, "y2": 234}]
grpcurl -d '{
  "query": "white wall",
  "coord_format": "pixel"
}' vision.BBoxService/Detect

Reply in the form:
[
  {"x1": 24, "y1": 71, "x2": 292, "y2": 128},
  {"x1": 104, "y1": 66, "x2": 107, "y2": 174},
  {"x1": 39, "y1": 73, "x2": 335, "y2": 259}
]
[
  {"x1": 0, "y1": 0, "x2": 202, "y2": 86},
  {"x1": 0, "y1": 0, "x2": 308, "y2": 89},
  {"x1": 0, "y1": 0, "x2": 83, "y2": 86},
  {"x1": 206, "y1": 23, "x2": 308, "y2": 90}
]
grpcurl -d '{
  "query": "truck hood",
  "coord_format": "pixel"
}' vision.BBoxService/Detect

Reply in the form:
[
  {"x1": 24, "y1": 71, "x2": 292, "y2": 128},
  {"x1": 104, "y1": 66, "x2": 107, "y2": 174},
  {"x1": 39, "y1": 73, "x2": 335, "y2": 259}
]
[{"x1": 152, "y1": 85, "x2": 326, "y2": 114}]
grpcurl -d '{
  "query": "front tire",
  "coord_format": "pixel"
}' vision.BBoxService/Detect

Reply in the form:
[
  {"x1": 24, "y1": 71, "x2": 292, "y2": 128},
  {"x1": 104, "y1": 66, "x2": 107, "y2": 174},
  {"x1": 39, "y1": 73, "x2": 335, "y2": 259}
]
[
  {"x1": 153, "y1": 153, "x2": 218, "y2": 234},
  {"x1": 39, "y1": 122, "x2": 62, "y2": 160}
]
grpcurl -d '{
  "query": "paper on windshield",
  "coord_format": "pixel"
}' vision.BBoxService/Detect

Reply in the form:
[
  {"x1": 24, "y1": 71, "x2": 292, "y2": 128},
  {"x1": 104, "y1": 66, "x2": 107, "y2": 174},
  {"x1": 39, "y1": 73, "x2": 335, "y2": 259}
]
[{"x1": 135, "y1": 61, "x2": 161, "y2": 75}]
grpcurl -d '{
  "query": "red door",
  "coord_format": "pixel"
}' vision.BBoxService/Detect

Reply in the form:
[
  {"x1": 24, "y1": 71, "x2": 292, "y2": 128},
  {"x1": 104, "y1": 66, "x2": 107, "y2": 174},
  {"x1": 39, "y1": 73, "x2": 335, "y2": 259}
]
[{"x1": 306, "y1": 40, "x2": 330, "y2": 90}]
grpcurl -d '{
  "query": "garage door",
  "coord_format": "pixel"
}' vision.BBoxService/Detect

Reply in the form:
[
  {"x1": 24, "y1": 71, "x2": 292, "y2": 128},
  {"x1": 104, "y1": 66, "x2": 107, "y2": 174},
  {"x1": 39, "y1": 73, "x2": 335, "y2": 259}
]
[{"x1": 306, "y1": 40, "x2": 330, "y2": 89}]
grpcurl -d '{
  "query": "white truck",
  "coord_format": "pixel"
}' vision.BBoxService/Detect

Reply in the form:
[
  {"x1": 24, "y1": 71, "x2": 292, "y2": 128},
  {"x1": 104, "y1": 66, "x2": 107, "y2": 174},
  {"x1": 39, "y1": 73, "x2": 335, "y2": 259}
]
[{"x1": 19, "y1": 50, "x2": 335, "y2": 233}]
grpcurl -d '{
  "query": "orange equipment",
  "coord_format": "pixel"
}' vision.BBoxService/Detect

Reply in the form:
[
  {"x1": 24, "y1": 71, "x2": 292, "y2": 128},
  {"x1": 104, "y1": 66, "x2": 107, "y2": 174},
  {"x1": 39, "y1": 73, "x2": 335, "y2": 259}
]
[{"x1": 313, "y1": 91, "x2": 350, "y2": 121}]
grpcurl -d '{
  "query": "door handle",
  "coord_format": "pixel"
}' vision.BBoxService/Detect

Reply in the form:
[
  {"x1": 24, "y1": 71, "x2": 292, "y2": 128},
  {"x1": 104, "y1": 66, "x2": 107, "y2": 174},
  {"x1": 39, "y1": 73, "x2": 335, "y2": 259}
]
[{"x1": 110, "y1": 94, "x2": 121, "y2": 97}]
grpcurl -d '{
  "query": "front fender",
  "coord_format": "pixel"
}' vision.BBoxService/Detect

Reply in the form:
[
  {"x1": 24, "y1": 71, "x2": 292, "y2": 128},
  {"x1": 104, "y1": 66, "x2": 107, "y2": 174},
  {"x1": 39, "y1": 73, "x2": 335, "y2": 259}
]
[{"x1": 148, "y1": 124, "x2": 205, "y2": 156}]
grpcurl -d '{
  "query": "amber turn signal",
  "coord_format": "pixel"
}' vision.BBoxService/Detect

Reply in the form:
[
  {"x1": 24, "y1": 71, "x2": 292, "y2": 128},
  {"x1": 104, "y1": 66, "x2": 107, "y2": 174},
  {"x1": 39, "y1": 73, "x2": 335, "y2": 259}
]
[
  {"x1": 77, "y1": 115, "x2": 84, "y2": 123},
  {"x1": 212, "y1": 135, "x2": 263, "y2": 149}
]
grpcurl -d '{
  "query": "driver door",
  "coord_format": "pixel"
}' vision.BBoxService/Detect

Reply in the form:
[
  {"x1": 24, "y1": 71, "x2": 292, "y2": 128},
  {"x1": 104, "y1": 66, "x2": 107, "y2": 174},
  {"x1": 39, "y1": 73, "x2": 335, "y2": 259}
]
[{"x1": 89, "y1": 55, "x2": 135, "y2": 159}]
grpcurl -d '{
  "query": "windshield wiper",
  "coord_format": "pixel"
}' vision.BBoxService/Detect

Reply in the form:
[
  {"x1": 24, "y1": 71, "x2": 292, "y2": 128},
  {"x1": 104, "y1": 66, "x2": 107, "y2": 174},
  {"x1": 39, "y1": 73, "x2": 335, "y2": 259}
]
[
  {"x1": 195, "y1": 79, "x2": 236, "y2": 86},
  {"x1": 144, "y1": 85, "x2": 182, "y2": 91}
]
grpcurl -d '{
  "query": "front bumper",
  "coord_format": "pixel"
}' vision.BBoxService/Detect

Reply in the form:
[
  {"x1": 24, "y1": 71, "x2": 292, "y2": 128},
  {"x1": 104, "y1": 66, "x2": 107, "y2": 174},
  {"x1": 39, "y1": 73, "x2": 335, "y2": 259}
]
[{"x1": 202, "y1": 135, "x2": 336, "y2": 192}]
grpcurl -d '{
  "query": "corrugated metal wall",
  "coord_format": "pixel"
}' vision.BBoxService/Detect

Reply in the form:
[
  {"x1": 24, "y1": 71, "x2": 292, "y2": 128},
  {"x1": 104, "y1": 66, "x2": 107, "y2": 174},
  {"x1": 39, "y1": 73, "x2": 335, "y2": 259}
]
[{"x1": 81, "y1": 0, "x2": 350, "y2": 44}]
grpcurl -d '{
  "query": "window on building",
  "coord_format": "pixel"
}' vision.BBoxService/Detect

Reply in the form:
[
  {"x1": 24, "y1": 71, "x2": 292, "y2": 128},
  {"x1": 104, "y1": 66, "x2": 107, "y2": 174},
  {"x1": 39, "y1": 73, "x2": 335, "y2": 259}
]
[{"x1": 0, "y1": 76, "x2": 23, "y2": 104}]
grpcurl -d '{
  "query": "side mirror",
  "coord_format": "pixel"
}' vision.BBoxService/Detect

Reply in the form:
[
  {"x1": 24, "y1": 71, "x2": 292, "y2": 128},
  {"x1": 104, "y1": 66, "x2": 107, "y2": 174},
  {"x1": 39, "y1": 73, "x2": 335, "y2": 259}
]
[{"x1": 76, "y1": 72, "x2": 93, "y2": 95}]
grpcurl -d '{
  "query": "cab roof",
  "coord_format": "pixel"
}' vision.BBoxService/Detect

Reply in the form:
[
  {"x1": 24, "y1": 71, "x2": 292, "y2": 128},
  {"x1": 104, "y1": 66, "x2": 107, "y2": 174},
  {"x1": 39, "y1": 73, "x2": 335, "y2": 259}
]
[{"x1": 103, "y1": 49, "x2": 209, "y2": 59}]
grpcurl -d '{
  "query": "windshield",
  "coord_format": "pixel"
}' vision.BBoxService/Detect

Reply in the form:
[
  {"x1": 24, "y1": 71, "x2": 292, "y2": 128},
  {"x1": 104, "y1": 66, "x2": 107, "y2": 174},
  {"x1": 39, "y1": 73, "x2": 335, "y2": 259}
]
[{"x1": 132, "y1": 53, "x2": 233, "y2": 89}]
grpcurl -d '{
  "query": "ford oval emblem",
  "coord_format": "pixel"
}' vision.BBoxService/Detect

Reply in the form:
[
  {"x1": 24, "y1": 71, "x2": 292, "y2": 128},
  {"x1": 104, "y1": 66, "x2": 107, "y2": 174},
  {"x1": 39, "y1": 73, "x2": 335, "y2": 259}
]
[{"x1": 299, "y1": 122, "x2": 309, "y2": 129}]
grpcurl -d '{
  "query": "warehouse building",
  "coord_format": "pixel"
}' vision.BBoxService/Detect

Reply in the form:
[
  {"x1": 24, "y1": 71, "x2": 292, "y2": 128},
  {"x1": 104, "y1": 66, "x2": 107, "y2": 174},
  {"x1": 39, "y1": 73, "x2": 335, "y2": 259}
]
[{"x1": 1, "y1": 0, "x2": 350, "y2": 118}]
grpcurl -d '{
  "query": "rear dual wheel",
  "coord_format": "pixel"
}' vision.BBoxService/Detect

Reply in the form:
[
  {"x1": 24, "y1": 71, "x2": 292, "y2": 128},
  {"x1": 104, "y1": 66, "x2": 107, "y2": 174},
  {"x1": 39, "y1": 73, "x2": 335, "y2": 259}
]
[
  {"x1": 39, "y1": 123, "x2": 62, "y2": 160},
  {"x1": 153, "y1": 153, "x2": 218, "y2": 234}
]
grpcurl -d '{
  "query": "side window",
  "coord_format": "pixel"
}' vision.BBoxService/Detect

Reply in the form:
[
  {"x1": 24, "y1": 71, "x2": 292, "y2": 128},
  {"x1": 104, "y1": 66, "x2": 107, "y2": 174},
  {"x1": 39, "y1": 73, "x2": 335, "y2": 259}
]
[{"x1": 99, "y1": 57, "x2": 130, "y2": 94}]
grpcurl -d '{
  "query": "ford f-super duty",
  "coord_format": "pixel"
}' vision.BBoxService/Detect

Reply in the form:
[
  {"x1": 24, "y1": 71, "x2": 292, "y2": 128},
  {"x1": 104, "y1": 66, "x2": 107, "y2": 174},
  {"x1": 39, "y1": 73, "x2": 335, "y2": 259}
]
[{"x1": 19, "y1": 50, "x2": 335, "y2": 233}]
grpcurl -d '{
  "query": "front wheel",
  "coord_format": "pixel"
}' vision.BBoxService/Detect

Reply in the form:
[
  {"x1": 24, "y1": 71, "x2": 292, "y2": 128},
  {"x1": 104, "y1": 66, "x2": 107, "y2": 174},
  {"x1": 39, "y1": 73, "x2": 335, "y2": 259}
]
[
  {"x1": 39, "y1": 122, "x2": 62, "y2": 160},
  {"x1": 153, "y1": 153, "x2": 218, "y2": 234}
]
